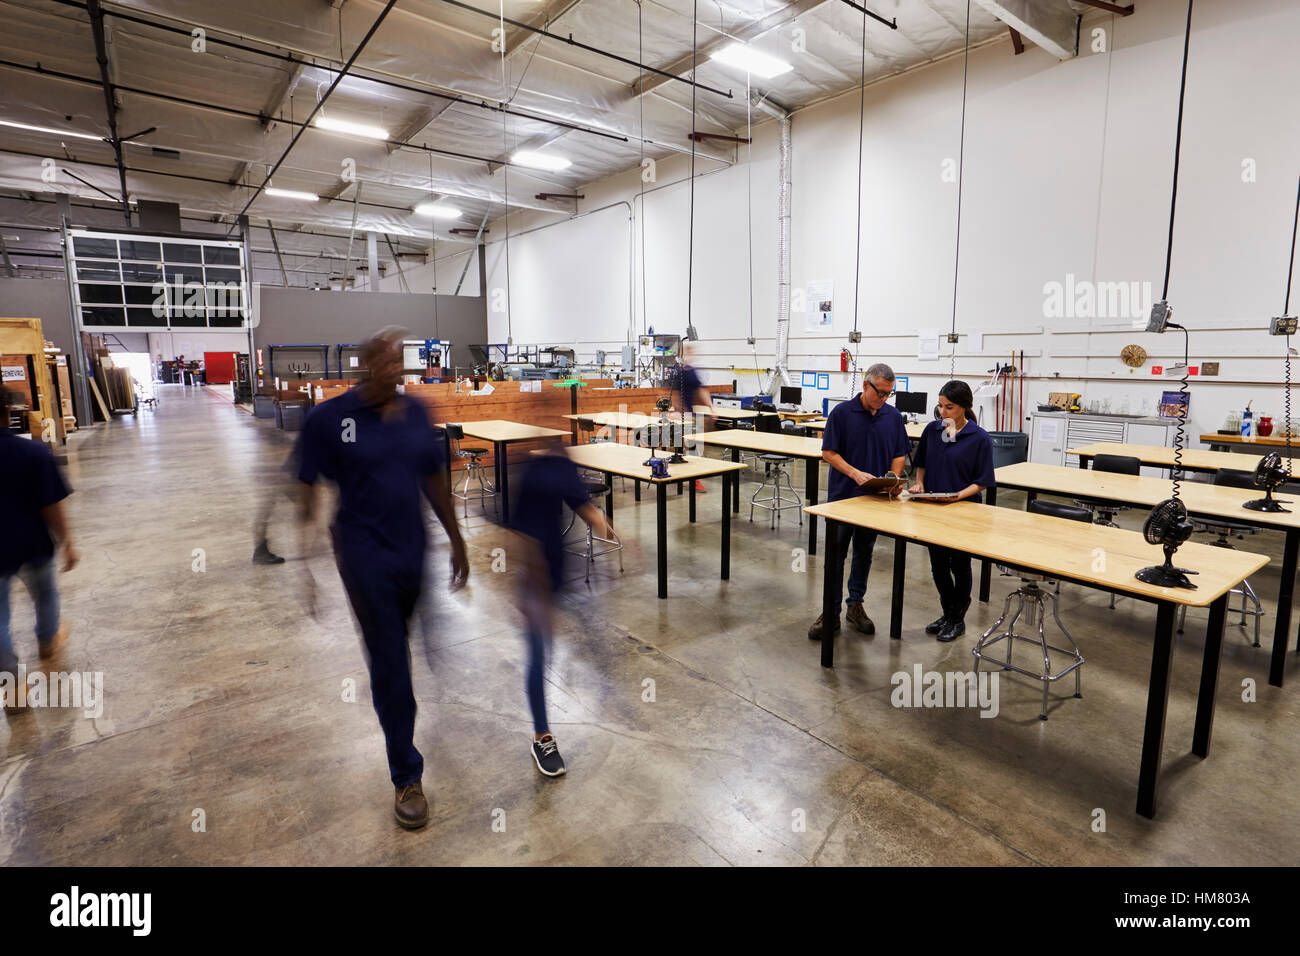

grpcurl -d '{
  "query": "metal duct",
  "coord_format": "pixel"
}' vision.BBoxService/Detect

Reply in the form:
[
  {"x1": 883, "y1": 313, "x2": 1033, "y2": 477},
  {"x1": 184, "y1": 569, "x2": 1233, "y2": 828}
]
[{"x1": 755, "y1": 95, "x2": 793, "y2": 390}]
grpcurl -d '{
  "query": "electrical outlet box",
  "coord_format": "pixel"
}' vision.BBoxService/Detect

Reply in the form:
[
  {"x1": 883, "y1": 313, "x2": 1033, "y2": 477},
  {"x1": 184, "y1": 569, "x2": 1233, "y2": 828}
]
[
  {"x1": 1201, "y1": 361, "x2": 1219, "y2": 376},
  {"x1": 946, "y1": 333, "x2": 959, "y2": 344},
  {"x1": 848, "y1": 331, "x2": 862, "y2": 343},
  {"x1": 1270, "y1": 316, "x2": 1298, "y2": 335},
  {"x1": 746, "y1": 336, "x2": 756, "y2": 345}
]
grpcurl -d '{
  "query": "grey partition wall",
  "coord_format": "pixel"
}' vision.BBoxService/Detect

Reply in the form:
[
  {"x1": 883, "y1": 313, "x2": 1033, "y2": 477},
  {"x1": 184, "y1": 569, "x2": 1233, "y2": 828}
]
[{"x1": 253, "y1": 287, "x2": 487, "y2": 373}]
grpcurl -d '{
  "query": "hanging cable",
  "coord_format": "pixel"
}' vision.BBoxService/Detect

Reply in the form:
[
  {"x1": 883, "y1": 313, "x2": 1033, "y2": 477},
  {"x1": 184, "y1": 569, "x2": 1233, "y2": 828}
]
[
  {"x1": 499, "y1": 0, "x2": 513, "y2": 345},
  {"x1": 430, "y1": 151, "x2": 440, "y2": 340},
  {"x1": 685, "y1": 0, "x2": 698, "y2": 339},
  {"x1": 1283, "y1": 174, "x2": 1299, "y2": 475},
  {"x1": 949, "y1": 0, "x2": 971, "y2": 378},
  {"x1": 1161, "y1": 0, "x2": 1195, "y2": 499},
  {"x1": 847, "y1": 1, "x2": 869, "y2": 385},
  {"x1": 637, "y1": 0, "x2": 648, "y2": 339}
]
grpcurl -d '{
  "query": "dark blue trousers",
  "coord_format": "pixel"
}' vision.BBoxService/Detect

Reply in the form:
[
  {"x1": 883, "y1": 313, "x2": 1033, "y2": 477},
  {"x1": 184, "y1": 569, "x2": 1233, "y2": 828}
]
[{"x1": 336, "y1": 555, "x2": 424, "y2": 788}]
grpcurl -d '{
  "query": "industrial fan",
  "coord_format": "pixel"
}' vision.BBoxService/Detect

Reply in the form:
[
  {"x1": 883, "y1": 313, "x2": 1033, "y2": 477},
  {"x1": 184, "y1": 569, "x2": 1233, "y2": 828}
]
[
  {"x1": 1134, "y1": 498, "x2": 1199, "y2": 589},
  {"x1": 1243, "y1": 452, "x2": 1291, "y2": 512}
]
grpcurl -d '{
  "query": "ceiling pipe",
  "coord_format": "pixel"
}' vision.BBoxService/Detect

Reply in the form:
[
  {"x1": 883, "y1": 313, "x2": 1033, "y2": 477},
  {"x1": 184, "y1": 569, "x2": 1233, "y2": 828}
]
[
  {"x1": 752, "y1": 93, "x2": 793, "y2": 389},
  {"x1": 85, "y1": 0, "x2": 131, "y2": 224}
]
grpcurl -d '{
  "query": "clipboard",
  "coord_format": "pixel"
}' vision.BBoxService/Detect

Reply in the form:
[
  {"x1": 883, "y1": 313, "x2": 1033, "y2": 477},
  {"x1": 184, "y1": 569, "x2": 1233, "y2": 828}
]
[{"x1": 860, "y1": 473, "x2": 902, "y2": 492}]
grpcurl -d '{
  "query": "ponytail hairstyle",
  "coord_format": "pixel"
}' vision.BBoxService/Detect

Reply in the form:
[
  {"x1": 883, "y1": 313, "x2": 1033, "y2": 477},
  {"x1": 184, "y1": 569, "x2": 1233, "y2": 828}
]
[{"x1": 939, "y1": 379, "x2": 976, "y2": 424}]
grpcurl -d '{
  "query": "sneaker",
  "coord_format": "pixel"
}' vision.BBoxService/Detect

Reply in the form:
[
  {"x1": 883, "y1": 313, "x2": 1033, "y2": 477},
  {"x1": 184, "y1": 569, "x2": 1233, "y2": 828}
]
[
  {"x1": 394, "y1": 781, "x2": 429, "y2": 829},
  {"x1": 252, "y1": 542, "x2": 286, "y2": 565},
  {"x1": 694, "y1": 480, "x2": 708, "y2": 493},
  {"x1": 924, "y1": 615, "x2": 949, "y2": 635},
  {"x1": 38, "y1": 622, "x2": 68, "y2": 660},
  {"x1": 807, "y1": 614, "x2": 841, "y2": 640},
  {"x1": 845, "y1": 603, "x2": 875, "y2": 635},
  {"x1": 531, "y1": 734, "x2": 567, "y2": 777},
  {"x1": 937, "y1": 619, "x2": 966, "y2": 643}
]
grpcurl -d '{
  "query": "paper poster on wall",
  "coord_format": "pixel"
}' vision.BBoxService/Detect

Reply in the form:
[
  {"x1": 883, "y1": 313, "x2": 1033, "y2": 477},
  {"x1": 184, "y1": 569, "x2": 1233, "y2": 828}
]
[
  {"x1": 1037, "y1": 418, "x2": 1060, "y2": 445},
  {"x1": 805, "y1": 279, "x2": 834, "y2": 333},
  {"x1": 801, "y1": 371, "x2": 816, "y2": 387},
  {"x1": 918, "y1": 330, "x2": 941, "y2": 361},
  {"x1": 894, "y1": 375, "x2": 909, "y2": 393},
  {"x1": 2, "y1": 365, "x2": 27, "y2": 381},
  {"x1": 817, "y1": 374, "x2": 830, "y2": 390},
  {"x1": 349, "y1": 357, "x2": 359, "y2": 368}
]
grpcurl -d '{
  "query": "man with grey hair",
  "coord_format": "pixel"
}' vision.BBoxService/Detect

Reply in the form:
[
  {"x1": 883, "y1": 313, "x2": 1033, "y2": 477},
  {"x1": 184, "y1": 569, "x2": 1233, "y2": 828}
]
[
  {"x1": 808, "y1": 362, "x2": 911, "y2": 640},
  {"x1": 297, "y1": 326, "x2": 469, "y2": 830}
]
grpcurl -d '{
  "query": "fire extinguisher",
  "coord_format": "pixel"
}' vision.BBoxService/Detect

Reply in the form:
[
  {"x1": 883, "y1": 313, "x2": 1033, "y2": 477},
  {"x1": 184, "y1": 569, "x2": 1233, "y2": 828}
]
[{"x1": 840, "y1": 349, "x2": 850, "y2": 373}]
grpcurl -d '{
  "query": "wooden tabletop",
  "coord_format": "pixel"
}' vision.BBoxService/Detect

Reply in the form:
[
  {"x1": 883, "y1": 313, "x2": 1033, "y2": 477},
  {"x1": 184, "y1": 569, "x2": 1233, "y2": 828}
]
[
  {"x1": 805, "y1": 494, "x2": 1267, "y2": 607},
  {"x1": 1200, "y1": 432, "x2": 1298, "y2": 448},
  {"x1": 563, "y1": 411, "x2": 690, "y2": 428},
  {"x1": 803, "y1": 419, "x2": 826, "y2": 431},
  {"x1": 798, "y1": 419, "x2": 924, "y2": 439},
  {"x1": 775, "y1": 409, "x2": 821, "y2": 421},
  {"x1": 558, "y1": 441, "x2": 748, "y2": 483},
  {"x1": 693, "y1": 429, "x2": 825, "y2": 458},
  {"x1": 438, "y1": 419, "x2": 571, "y2": 442},
  {"x1": 708, "y1": 407, "x2": 762, "y2": 420},
  {"x1": 1071, "y1": 441, "x2": 1263, "y2": 472},
  {"x1": 995, "y1": 461, "x2": 1300, "y2": 530}
]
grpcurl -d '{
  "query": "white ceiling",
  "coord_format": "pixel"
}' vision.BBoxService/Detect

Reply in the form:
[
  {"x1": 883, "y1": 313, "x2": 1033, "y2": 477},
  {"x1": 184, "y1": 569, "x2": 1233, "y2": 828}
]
[{"x1": 0, "y1": 0, "x2": 1087, "y2": 284}]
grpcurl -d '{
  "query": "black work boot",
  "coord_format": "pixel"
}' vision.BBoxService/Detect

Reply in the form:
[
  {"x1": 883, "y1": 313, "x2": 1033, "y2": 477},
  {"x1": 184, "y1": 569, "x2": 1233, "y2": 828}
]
[
  {"x1": 252, "y1": 540, "x2": 286, "y2": 565},
  {"x1": 925, "y1": 601, "x2": 951, "y2": 635},
  {"x1": 938, "y1": 600, "x2": 969, "y2": 643}
]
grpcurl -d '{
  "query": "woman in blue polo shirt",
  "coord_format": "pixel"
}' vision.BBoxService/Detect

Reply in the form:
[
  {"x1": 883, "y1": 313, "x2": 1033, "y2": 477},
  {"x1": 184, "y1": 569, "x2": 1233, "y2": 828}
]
[{"x1": 906, "y1": 380, "x2": 996, "y2": 643}]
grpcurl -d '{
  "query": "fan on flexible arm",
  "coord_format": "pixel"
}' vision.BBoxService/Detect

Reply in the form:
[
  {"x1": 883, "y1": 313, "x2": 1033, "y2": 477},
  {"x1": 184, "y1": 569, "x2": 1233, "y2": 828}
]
[
  {"x1": 1243, "y1": 453, "x2": 1291, "y2": 512},
  {"x1": 1135, "y1": 498, "x2": 1199, "y2": 589}
]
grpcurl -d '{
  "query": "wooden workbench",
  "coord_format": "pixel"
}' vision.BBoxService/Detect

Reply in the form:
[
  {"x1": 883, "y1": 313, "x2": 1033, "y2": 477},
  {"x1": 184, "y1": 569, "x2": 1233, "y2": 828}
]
[
  {"x1": 1071, "y1": 441, "x2": 1264, "y2": 475},
  {"x1": 805, "y1": 493, "x2": 1267, "y2": 819},
  {"x1": 993, "y1": 460, "x2": 1300, "y2": 688},
  {"x1": 558, "y1": 442, "x2": 747, "y2": 599},
  {"x1": 1200, "y1": 432, "x2": 1299, "y2": 451},
  {"x1": 693, "y1": 429, "x2": 828, "y2": 555}
]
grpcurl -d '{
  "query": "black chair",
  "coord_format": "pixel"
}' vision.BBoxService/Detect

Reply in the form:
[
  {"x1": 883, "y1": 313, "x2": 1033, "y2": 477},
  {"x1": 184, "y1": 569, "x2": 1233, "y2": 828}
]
[
  {"x1": 446, "y1": 423, "x2": 497, "y2": 518},
  {"x1": 974, "y1": 498, "x2": 1089, "y2": 720},
  {"x1": 1179, "y1": 467, "x2": 1264, "y2": 645}
]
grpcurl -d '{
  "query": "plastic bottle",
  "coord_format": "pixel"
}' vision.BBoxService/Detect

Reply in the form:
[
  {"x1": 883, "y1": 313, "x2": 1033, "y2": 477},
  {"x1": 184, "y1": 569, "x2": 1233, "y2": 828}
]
[{"x1": 1242, "y1": 403, "x2": 1253, "y2": 439}]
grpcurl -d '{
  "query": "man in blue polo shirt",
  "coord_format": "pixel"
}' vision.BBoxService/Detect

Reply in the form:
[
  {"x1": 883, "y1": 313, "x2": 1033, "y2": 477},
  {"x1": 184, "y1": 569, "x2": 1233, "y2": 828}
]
[
  {"x1": 808, "y1": 363, "x2": 911, "y2": 640},
  {"x1": 2, "y1": 389, "x2": 78, "y2": 713},
  {"x1": 297, "y1": 327, "x2": 469, "y2": 830}
]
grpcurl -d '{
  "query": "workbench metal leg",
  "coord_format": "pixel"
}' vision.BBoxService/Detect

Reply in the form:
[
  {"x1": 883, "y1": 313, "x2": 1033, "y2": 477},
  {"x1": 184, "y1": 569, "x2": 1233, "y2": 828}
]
[
  {"x1": 1271, "y1": 529, "x2": 1298, "y2": 687},
  {"x1": 1137, "y1": 601, "x2": 1177, "y2": 819},
  {"x1": 806, "y1": 457, "x2": 819, "y2": 556},
  {"x1": 979, "y1": 485, "x2": 997, "y2": 603},
  {"x1": 721, "y1": 472, "x2": 731, "y2": 581},
  {"x1": 677, "y1": 480, "x2": 683, "y2": 496},
  {"x1": 604, "y1": 473, "x2": 614, "y2": 521},
  {"x1": 1193, "y1": 594, "x2": 1228, "y2": 758},
  {"x1": 498, "y1": 441, "x2": 510, "y2": 526},
  {"x1": 689, "y1": 479, "x2": 696, "y2": 523},
  {"x1": 635, "y1": 478, "x2": 641, "y2": 502},
  {"x1": 732, "y1": 448, "x2": 741, "y2": 513},
  {"x1": 1078, "y1": 455, "x2": 1090, "y2": 470},
  {"x1": 891, "y1": 538, "x2": 906, "y2": 639},
  {"x1": 821, "y1": 520, "x2": 844, "y2": 668},
  {"x1": 656, "y1": 483, "x2": 668, "y2": 599}
]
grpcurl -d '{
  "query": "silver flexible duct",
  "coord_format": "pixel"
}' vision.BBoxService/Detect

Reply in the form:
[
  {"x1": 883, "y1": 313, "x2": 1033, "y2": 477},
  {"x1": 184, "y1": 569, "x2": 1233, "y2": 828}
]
[{"x1": 754, "y1": 94, "x2": 793, "y2": 390}]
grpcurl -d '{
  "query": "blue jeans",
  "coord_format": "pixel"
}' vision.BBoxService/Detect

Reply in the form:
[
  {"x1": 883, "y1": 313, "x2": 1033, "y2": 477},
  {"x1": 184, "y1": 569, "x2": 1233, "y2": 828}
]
[
  {"x1": 525, "y1": 628, "x2": 548, "y2": 734},
  {"x1": 0, "y1": 558, "x2": 60, "y2": 674},
  {"x1": 842, "y1": 526, "x2": 878, "y2": 610}
]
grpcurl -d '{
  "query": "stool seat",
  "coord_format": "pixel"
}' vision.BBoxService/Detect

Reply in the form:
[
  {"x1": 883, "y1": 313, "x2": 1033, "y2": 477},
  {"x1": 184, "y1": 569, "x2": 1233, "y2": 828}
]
[
  {"x1": 458, "y1": 446, "x2": 488, "y2": 458},
  {"x1": 581, "y1": 478, "x2": 608, "y2": 497},
  {"x1": 758, "y1": 453, "x2": 792, "y2": 462}
]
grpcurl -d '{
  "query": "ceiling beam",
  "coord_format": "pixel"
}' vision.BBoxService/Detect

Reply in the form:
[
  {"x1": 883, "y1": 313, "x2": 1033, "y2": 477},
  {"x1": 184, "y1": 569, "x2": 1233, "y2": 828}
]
[
  {"x1": 85, "y1": 0, "x2": 130, "y2": 224},
  {"x1": 385, "y1": 99, "x2": 456, "y2": 154},
  {"x1": 973, "y1": 0, "x2": 1077, "y2": 59},
  {"x1": 504, "y1": 0, "x2": 584, "y2": 57}
]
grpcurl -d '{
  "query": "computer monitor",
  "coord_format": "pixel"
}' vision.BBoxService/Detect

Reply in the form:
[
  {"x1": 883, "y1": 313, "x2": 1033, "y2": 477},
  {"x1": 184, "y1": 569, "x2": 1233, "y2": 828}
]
[
  {"x1": 779, "y1": 386, "x2": 802, "y2": 406},
  {"x1": 895, "y1": 391, "x2": 927, "y2": 415}
]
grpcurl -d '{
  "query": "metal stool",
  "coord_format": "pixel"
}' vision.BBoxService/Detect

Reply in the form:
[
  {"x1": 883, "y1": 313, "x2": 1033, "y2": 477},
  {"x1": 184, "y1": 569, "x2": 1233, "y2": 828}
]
[
  {"x1": 974, "y1": 499, "x2": 1089, "y2": 720},
  {"x1": 563, "y1": 476, "x2": 623, "y2": 582},
  {"x1": 1178, "y1": 467, "x2": 1265, "y2": 645},
  {"x1": 578, "y1": 416, "x2": 625, "y2": 490},
  {"x1": 445, "y1": 423, "x2": 497, "y2": 518},
  {"x1": 749, "y1": 454, "x2": 803, "y2": 529}
]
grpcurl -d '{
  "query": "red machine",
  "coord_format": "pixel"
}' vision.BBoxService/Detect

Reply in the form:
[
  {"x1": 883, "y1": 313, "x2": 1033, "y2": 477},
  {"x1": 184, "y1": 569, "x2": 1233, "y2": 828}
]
[{"x1": 203, "y1": 351, "x2": 239, "y2": 384}]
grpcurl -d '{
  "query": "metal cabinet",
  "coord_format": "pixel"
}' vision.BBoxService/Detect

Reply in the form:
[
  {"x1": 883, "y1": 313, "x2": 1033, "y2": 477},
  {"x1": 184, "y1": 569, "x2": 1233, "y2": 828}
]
[{"x1": 1029, "y1": 412, "x2": 1177, "y2": 475}]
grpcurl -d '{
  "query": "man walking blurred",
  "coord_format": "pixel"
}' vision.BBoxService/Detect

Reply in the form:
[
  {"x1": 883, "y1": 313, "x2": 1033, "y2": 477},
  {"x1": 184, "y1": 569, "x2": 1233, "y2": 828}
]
[
  {"x1": 1, "y1": 389, "x2": 78, "y2": 714},
  {"x1": 297, "y1": 328, "x2": 469, "y2": 829}
]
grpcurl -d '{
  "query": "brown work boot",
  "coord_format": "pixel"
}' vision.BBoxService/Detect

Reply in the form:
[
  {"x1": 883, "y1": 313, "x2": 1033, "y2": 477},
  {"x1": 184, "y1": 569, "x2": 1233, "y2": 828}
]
[
  {"x1": 38, "y1": 622, "x2": 68, "y2": 660},
  {"x1": 394, "y1": 781, "x2": 429, "y2": 829},
  {"x1": 845, "y1": 603, "x2": 875, "y2": 635},
  {"x1": 807, "y1": 613, "x2": 841, "y2": 640}
]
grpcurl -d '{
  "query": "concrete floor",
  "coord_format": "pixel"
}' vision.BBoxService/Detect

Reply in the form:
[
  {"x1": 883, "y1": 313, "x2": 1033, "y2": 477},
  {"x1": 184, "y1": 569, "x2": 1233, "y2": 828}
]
[{"x1": 2, "y1": 383, "x2": 1298, "y2": 865}]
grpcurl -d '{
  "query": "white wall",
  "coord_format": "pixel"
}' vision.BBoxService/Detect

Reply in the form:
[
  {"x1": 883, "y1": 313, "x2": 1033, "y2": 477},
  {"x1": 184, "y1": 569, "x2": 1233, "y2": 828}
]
[
  {"x1": 148, "y1": 331, "x2": 249, "y2": 361},
  {"x1": 483, "y1": 0, "x2": 1300, "y2": 440}
]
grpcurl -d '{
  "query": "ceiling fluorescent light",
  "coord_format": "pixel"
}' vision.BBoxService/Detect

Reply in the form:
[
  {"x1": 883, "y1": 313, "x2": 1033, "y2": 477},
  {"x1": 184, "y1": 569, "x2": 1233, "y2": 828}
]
[
  {"x1": 414, "y1": 202, "x2": 461, "y2": 220},
  {"x1": 265, "y1": 187, "x2": 319, "y2": 202},
  {"x1": 512, "y1": 150, "x2": 571, "y2": 172},
  {"x1": 314, "y1": 116, "x2": 389, "y2": 140},
  {"x1": 0, "y1": 119, "x2": 102, "y2": 142},
  {"x1": 710, "y1": 43, "x2": 792, "y2": 79}
]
